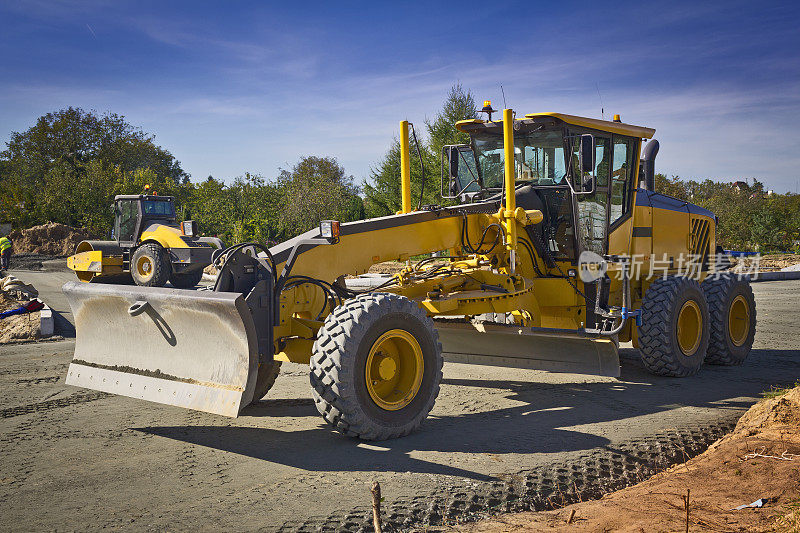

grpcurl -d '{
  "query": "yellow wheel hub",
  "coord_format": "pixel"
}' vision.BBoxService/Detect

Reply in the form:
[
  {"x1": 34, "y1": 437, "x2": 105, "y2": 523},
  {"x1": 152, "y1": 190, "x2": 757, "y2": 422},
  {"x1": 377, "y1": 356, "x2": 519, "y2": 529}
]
[
  {"x1": 677, "y1": 300, "x2": 702, "y2": 356},
  {"x1": 135, "y1": 256, "x2": 153, "y2": 281},
  {"x1": 365, "y1": 329, "x2": 424, "y2": 411},
  {"x1": 728, "y1": 295, "x2": 750, "y2": 347}
]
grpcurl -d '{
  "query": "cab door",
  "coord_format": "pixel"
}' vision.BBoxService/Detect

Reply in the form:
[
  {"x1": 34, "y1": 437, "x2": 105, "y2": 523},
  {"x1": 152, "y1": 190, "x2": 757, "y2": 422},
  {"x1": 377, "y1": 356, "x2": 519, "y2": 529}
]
[
  {"x1": 115, "y1": 199, "x2": 139, "y2": 245},
  {"x1": 607, "y1": 136, "x2": 638, "y2": 256},
  {"x1": 575, "y1": 135, "x2": 611, "y2": 255}
]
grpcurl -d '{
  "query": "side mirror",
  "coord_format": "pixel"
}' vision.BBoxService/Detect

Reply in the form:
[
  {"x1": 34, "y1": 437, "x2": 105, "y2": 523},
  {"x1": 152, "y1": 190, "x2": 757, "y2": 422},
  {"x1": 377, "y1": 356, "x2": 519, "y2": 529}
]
[
  {"x1": 580, "y1": 134, "x2": 595, "y2": 172},
  {"x1": 441, "y1": 145, "x2": 479, "y2": 199},
  {"x1": 448, "y1": 146, "x2": 460, "y2": 178},
  {"x1": 576, "y1": 134, "x2": 596, "y2": 194},
  {"x1": 447, "y1": 146, "x2": 460, "y2": 195}
]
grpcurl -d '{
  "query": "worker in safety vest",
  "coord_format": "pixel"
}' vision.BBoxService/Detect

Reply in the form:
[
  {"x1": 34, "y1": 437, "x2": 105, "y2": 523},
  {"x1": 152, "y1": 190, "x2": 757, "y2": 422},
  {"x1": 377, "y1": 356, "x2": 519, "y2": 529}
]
[{"x1": 0, "y1": 236, "x2": 12, "y2": 270}]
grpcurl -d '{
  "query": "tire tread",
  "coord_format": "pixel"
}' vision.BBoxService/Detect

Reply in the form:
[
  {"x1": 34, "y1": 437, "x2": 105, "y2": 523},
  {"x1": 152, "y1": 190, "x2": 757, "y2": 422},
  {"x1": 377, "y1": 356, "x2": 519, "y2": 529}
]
[
  {"x1": 309, "y1": 293, "x2": 443, "y2": 440},
  {"x1": 701, "y1": 275, "x2": 756, "y2": 365},
  {"x1": 638, "y1": 276, "x2": 709, "y2": 377}
]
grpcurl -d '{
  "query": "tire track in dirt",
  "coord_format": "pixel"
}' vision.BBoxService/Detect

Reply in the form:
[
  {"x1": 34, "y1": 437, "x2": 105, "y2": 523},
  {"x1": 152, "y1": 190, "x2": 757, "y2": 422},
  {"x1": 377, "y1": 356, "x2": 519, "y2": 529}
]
[
  {"x1": 0, "y1": 416, "x2": 38, "y2": 496},
  {"x1": 272, "y1": 418, "x2": 739, "y2": 532},
  {"x1": 0, "y1": 363, "x2": 69, "y2": 377},
  {"x1": 0, "y1": 391, "x2": 109, "y2": 419},
  {"x1": 178, "y1": 410, "x2": 203, "y2": 484},
  {"x1": 15, "y1": 376, "x2": 60, "y2": 385}
]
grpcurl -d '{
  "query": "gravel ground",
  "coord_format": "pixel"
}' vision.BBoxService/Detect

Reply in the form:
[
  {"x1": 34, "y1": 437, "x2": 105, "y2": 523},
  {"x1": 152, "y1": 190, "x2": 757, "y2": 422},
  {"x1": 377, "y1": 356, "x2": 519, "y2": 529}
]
[{"x1": 0, "y1": 280, "x2": 797, "y2": 531}]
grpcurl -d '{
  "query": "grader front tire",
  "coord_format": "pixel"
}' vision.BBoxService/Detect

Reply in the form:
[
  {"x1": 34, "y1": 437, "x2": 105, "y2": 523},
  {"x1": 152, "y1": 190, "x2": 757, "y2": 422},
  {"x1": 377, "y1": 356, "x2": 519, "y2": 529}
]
[
  {"x1": 250, "y1": 360, "x2": 282, "y2": 403},
  {"x1": 309, "y1": 293, "x2": 443, "y2": 440},
  {"x1": 638, "y1": 276, "x2": 710, "y2": 377}
]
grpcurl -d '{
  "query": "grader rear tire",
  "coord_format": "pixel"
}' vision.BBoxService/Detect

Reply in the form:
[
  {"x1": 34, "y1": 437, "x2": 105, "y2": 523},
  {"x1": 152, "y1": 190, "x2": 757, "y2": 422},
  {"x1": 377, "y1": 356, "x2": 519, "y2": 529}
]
[
  {"x1": 701, "y1": 275, "x2": 756, "y2": 365},
  {"x1": 638, "y1": 276, "x2": 710, "y2": 377},
  {"x1": 310, "y1": 293, "x2": 443, "y2": 440}
]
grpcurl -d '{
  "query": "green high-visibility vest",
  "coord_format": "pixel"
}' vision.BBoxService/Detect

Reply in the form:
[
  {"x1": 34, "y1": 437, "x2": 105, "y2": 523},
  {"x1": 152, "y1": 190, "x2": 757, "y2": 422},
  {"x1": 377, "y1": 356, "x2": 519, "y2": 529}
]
[{"x1": 0, "y1": 237, "x2": 11, "y2": 252}]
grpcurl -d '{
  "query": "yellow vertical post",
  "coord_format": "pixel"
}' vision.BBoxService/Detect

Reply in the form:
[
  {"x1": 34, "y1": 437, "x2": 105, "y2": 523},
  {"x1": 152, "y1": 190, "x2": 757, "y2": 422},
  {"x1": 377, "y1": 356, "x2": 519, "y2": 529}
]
[
  {"x1": 400, "y1": 120, "x2": 412, "y2": 214},
  {"x1": 502, "y1": 108, "x2": 517, "y2": 271}
]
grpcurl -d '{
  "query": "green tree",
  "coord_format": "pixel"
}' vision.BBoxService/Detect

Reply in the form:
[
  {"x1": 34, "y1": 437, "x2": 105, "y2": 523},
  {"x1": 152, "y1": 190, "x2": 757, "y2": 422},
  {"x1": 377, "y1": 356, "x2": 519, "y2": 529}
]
[
  {"x1": 0, "y1": 107, "x2": 187, "y2": 231},
  {"x1": 276, "y1": 156, "x2": 364, "y2": 240},
  {"x1": 363, "y1": 84, "x2": 478, "y2": 217},
  {"x1": 425, "y1": 83, "x2": 477, "y2": 164}
]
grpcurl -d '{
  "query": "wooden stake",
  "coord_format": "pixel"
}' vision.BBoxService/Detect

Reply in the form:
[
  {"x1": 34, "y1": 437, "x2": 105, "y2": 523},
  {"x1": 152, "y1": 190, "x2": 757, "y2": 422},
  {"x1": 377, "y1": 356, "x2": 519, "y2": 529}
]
[
  {"x1": 371, "y1": 481, "x2": 382, "y2": 533},
  {"x1": 567, "y1": 509, "x2": 576, "y2": 524},
  {"x1": 683, "y1": 488, "x2": 690, "y2": 533}
]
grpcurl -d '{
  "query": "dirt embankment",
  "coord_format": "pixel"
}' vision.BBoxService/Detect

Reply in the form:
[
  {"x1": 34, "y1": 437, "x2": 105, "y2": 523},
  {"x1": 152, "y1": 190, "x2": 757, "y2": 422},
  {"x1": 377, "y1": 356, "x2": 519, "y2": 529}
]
[
  {"x1": 734, "y1": 253, "x2": 800, "y2": 273},
  {"x1": 8, "y1": 222, "x2": 91, "y2": 256},
  {"x1": 464, "y1": 386, "x2": 800, "y2": 533}
]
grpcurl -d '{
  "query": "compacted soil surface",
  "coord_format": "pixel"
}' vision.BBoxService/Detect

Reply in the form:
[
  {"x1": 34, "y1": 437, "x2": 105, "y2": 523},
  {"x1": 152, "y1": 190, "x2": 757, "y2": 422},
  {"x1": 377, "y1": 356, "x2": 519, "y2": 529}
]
[{"x1": 0, "y1": 280, "x2": 797, "y2": 531}]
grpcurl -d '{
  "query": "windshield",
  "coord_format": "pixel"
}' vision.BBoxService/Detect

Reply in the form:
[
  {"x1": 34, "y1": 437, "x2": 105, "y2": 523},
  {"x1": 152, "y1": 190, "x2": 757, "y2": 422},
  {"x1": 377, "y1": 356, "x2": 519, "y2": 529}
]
[
  {"x1": 142, "y1": 199, "x2": 175, "y2": 217},
  {"x1": 473, "y1": 129, "x2": 568, "y2": 189}
]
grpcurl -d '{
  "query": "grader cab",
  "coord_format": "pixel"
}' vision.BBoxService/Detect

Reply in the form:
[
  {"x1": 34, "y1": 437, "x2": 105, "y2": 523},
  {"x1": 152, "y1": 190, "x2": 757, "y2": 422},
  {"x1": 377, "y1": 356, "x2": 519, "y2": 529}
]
[{"x1": 62, "y1": 107, "x2": 756, "y2": 440}]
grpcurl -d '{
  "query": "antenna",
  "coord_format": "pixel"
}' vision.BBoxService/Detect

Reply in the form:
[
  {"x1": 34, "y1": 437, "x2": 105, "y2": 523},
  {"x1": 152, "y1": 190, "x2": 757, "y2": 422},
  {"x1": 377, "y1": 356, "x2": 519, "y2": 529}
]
[
  {"x1": 500, "y1": 84, "x2": 507, "y2": 108},
  {"x1": 595, "y1": 82, "x2": 604, "y2": 120}
]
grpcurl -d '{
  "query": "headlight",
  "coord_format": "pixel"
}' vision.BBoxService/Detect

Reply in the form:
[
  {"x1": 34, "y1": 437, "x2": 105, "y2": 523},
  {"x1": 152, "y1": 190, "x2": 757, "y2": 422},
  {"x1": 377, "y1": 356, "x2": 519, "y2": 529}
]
[
  {"x1": 181, "y1": 220, "x2": 197, "y2": 237},
  {"x1": 320, "y1": 220, "x2": 340, "y2": 242}
]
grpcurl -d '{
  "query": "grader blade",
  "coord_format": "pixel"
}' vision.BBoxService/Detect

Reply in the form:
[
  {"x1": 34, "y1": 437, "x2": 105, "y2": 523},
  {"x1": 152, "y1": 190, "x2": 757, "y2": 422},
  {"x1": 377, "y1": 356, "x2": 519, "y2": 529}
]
[
  {"x1": 62, "y1": 281, "x2": 260, "y2": 417},
  {"x1": 436, "y1": 322, "x2": 620, "y2": 377}
]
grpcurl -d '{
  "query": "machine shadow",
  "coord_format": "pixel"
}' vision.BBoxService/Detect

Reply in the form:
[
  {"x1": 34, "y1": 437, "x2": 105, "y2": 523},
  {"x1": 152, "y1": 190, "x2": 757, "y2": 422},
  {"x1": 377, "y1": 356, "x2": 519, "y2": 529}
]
[
  {"x1": 52, "y1": 309, "x2": 75, "y2": 337},
  {"x1": 136, "y1": 347, "x2": 800, "y2": 479}
]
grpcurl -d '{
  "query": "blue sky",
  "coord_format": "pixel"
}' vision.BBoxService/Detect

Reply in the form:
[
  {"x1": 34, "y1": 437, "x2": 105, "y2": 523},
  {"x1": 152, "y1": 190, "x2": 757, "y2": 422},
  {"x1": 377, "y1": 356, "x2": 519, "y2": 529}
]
[{"x1": 1, "y1": 0, "x2": 799, "y2": 191}]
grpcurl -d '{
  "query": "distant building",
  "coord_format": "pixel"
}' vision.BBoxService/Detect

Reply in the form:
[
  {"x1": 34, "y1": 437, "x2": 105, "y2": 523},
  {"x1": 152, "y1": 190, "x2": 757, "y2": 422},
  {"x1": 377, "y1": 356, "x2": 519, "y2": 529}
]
[{"x1": 732, "y1": 180, "x2": 750, "y2": 191}]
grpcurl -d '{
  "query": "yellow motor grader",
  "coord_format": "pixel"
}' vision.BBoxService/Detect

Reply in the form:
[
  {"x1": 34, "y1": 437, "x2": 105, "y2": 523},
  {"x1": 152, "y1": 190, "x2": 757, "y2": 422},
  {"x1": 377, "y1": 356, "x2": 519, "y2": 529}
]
[{"x1": 63, "y1": 106, "x2": 756, "y2": 440}]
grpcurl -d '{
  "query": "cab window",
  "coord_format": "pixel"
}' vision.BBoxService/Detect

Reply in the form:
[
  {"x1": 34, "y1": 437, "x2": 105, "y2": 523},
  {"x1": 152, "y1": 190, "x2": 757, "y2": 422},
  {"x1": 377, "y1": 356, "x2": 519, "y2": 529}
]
[
  {"x1": 142, "y1": 200, "x2": 175, "y2": 217},
  {"x1": 117, "y1": 200, "x2": 138, "y2": 242},
  {"x1": 610, "y1": 137, "x2": 635, "y2": 224},
  {"x1": 574, "y1": 136, "x2": 610, "y2": 254}
]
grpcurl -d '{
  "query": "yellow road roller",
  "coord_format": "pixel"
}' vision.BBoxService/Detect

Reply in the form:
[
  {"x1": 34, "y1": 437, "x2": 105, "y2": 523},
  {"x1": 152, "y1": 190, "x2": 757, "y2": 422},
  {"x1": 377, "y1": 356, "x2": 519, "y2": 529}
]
[{"x1": 67, "y1": 194, "x2": 222, "y2": 288}]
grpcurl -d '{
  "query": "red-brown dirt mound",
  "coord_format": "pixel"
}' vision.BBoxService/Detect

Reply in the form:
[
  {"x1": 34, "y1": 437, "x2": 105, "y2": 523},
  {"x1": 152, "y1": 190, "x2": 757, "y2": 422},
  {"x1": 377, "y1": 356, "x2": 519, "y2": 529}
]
[{"x1": 8, "y1": 223, "x2": 91, "y2": 256}]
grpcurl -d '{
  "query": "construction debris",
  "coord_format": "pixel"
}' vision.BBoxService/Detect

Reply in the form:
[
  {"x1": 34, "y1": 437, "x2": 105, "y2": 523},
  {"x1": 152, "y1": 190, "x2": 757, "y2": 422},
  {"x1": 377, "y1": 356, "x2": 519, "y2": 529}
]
[
  {"x1": 0, "y1": 275, "x2": 38, "y2": 299},
  {"x1": 0, "y1": 276, "x2": 46, "y2": 343},
  {"x1": 0, "y1": 293, "x2": 42, "y2": 343},
  {"x1": 731, "y1": 498, "x2": 766, "y2": 511}
]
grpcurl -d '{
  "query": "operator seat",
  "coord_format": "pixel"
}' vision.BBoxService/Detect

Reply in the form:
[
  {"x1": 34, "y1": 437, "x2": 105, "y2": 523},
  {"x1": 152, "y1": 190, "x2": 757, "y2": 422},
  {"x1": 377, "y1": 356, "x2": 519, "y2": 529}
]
[{"x1": 515, "y1": 185, "x2": 556, "y2": 268}]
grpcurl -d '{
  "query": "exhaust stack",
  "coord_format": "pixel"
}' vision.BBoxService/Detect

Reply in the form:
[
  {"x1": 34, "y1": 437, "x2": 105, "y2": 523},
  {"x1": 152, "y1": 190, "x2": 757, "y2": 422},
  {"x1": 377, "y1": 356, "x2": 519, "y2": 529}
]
[{"x1": 640, "y1": 139, "x2": 659, "y2": 191}]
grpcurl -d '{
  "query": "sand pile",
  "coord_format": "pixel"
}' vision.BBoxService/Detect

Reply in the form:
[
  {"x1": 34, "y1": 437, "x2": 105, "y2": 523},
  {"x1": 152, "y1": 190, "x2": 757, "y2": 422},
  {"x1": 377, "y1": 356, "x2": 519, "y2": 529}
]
[
  {"x1": 733, "y1": 386, "x2": 800, "y2": 437},
  {"x1": 8, "y1": 223, "x2": 90, "y2": 256},
  {"x1": 733, "y1": 253, "x2": 800, "y2": 273}
]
